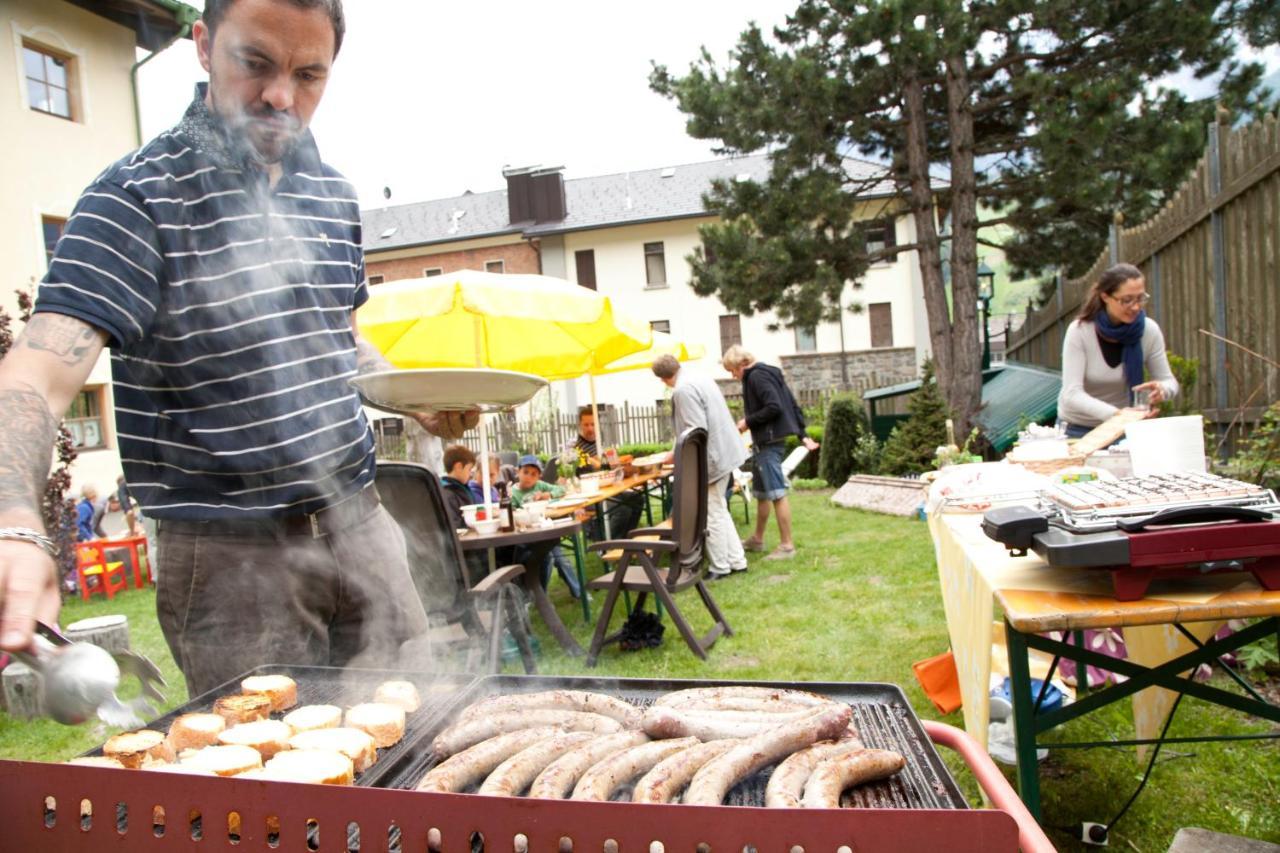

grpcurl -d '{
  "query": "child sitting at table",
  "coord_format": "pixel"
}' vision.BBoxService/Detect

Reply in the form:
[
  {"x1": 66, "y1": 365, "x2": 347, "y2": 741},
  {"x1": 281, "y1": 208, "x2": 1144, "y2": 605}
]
[
  {"x1": 441, "y1": 444, "x2": 479, "y2": 530},
  {"x1": 468, "y1": 455, "x2": 508, "y2": 504},
  {"x1": 510, "y1": 455, "x2": 581, "y2": 599}
]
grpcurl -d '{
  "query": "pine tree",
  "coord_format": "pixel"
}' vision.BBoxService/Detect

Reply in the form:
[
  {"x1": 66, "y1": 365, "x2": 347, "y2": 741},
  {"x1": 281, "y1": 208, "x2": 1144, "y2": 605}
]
[
  {"x1": 819, "y1": 393, "x2": 867, "y2": 486},
  {"x1": 878, "y1": 360, "x2": 952, "y2": 476}
]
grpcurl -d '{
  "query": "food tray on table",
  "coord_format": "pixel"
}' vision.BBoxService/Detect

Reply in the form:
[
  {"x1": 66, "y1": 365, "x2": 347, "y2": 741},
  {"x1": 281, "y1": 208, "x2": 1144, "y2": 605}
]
[
  {"x1": 77, "y1": 665, "x2": 471, "y2": 788},
  {"x1": 376, "y1": 674, "x2": 968, "y2": 809}
]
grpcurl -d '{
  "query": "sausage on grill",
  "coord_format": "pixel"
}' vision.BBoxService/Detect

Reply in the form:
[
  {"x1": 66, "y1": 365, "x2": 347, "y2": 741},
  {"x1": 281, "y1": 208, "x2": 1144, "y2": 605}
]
[
  {"x1": 527, "y1": 731, "x2": 650, "y2": 799},
  {"x1": 763, "y1": 737, "x2": 866, "y2": 808},
  {"x1": 682, "y1": 704, "x2": 854, "y2": 806},
  {"x1": 642, "y1": 705, "x2": 817, "y2": 740},
  {"x1": 459, "y1": 690, "x2": 643, "y2": 728},
  {"x1": 432, "y1": 710, "x2": 622, "y2": 758},
  {"x1": 654, "y1": 686, "x2": 833, "y2": 711},
  {"x1": 801, "y1": 748, "x2": 906, "y2": 808},
  {"x1": 417, "y1": 726, "x2": 563, "y2": 793},
  {"x1": 570, "y1": 737, "x2": 701, "y2": 801},
  {"x1": 631, "y1": 739, "x2": 738, "y2": 804},
  {"x1": 476, "y1": 732, "x2": 596, "y2": 797}
]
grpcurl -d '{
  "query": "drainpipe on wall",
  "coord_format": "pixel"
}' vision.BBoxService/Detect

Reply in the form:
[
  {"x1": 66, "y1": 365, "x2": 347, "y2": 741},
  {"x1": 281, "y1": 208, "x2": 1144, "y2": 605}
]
[{"x1": 130, "y1": 11, "x2": 199, "y2": 146}]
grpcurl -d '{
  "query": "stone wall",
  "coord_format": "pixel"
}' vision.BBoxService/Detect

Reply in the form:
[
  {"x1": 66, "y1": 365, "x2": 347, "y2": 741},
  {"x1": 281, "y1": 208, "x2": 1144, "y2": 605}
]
[{"x1": 780, "y1": 348, "x2": 918, "y2": 393}]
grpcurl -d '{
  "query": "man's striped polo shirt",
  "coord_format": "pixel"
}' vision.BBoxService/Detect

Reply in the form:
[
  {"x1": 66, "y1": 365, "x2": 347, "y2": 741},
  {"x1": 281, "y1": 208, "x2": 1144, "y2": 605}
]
[{"x1": 34, "y1": 85, "x2": 375, "y2": 520}]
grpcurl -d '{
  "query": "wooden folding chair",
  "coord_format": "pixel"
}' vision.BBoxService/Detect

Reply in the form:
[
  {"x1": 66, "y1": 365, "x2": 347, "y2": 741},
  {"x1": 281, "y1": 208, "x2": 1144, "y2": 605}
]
[{"x1": 585, "y1": 427, "x2": 733, "y2": 665}]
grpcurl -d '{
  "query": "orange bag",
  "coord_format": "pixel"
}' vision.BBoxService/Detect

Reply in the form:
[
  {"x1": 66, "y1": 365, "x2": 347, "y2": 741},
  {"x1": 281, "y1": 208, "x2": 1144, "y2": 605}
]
[{"x1": 912, "y1": 649, "x2": 963, "y2": 715}]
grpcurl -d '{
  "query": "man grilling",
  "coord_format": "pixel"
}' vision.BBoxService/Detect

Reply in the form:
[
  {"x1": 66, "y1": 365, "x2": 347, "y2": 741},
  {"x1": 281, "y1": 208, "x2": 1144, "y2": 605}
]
[{"x1": 0, "y1": 0, "x2": 473, "y2": 696}]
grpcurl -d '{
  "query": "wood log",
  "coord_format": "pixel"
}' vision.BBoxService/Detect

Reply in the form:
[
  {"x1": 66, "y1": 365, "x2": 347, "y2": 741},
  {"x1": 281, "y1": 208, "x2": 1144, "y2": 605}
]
[
  {"x1": 64, "y1": 615, "x2": 131, "y2": 654},
  {"x1": 2, "y1": 661, "x2": 45, "y2": 719}
]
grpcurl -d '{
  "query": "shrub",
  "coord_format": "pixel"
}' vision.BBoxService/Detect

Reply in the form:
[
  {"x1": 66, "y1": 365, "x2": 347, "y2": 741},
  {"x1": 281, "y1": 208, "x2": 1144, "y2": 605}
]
[
  {"x1": 1224, "y1": 400, "x2": 1280, "y2": 491},
  {"x1": 819, "y1": 394, "x2": 868, "y2": 486},
  {"x1": 618, "y1": 442, "x2": 670, "y2": 458},
  {"x1": 782, "y1": 425, "x2": 824, "y2": 479},
  {"x1": 790, "y1": 477, "x2": 829, "y2": 490},
  {"x1": 851, "y1": 431, "x2": 882, "y2": 474},
  {"x1": 878, "y1": 359, "x2": 952, "y2": 476},
  {"x1": 1160, "y1": 351, "x2": 1200, "y2": 417}
]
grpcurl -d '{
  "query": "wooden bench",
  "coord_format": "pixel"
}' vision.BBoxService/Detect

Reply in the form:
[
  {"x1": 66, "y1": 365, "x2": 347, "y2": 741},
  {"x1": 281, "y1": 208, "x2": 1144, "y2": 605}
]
[{"x1": 600, "y1": 517, "x2": 673, "y2": 562}]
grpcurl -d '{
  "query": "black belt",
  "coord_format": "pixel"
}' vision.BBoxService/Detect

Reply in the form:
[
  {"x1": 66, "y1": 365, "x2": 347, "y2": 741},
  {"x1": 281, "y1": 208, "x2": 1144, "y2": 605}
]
[{"x1": 156, "y1": 486, "x2": 381, "y2": 539}]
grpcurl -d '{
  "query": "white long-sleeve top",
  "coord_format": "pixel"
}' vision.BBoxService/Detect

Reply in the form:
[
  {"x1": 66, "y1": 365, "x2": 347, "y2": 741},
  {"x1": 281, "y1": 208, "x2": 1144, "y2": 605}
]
[{"x1": 1057, "y1": 318, "x2": 1179, "y2": 428}]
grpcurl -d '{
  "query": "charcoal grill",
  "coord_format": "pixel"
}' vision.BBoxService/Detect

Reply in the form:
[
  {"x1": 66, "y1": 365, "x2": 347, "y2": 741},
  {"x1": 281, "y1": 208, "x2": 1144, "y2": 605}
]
[{"x1": 0, "y1": 672, "x2": 1053, "y2": 852}]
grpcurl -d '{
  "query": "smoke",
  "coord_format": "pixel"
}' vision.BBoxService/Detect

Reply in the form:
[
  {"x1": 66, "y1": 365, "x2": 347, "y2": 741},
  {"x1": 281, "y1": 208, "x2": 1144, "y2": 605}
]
[{"x1": 208, "y1": 86, "x2": 304, "y2": 169}]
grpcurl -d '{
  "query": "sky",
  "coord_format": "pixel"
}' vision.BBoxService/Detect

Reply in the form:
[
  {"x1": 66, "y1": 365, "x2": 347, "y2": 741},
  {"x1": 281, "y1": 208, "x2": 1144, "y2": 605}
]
[
  {"x1": 137, "y1": 0, "x2": 801, "y2": 209},
  {"x1": 137, "y1": 2, "x2": 1280, "y2": 212}
]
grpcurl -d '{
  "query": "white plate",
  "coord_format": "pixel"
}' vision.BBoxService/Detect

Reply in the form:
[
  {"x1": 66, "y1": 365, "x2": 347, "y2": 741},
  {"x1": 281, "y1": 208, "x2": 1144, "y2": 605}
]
[
  {"x1": 546, "y1": 495, "x2": 592, "y2": 509},
  {"x1": 350, "y1": 368, "x2": 547, "y2": 414}
]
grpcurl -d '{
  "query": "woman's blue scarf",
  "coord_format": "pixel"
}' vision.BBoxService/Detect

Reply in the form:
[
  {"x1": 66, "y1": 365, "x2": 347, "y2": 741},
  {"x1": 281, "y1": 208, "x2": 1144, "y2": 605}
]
[{"x1": 1094, "y1": 309, "x2": 1146, "y2": 391}]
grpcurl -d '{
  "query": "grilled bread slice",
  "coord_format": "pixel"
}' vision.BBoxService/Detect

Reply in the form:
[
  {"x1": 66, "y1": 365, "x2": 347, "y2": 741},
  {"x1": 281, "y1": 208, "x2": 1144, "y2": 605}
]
[
  {"x1": 261, "y1": 749, "x2": 354, "y2": 785},
  {"x1": 179, "y1": 744, "x2": 263, "y2": 777},
  {"x1": 344, "y1": 703, "x2": 405, "y2": 748},
  {"x1": 213, "y1": 694, "x2": 271, "y2": 726},
  {"x1": 168, "y1": 713, "x2": 227, "y2": 752},
  {"x1": 65, "y1": 756, "x2": 125, "y2": 769},
  {"x1": 288, "y1": 727, "x2": 377, "y2": 773},
  {"x1": 103, "y1": 730, "x2": 175, "y2": 769},
  {"x1": 217, "y1": 719, "x2": 294, "y2": 760},
  {"x1": 282, "y1": 704, "x2": 343, "y2": 733},
  {"x1": 142, "y1": 763, "x2": 218, "y2": 776},
  {"x1": 240, "y1": 675, "x2": 298, "y2": 712},
  {"x1": 373, "y1": 680, "x2": 421, "y2": 713}
]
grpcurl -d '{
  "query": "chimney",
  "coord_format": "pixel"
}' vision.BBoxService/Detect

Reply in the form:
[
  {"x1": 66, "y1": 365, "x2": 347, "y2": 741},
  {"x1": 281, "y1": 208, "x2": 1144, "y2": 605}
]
[
  {"x1": 503, "y1": 165, "x2": 536, "y2": 224},
  {"x1": 503, "y1": 165, "x2": 566, "y2": 225}
]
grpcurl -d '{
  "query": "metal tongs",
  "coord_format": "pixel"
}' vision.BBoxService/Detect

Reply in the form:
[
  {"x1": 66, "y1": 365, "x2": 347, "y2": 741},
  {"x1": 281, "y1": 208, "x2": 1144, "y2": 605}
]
[{"x1": 11, "y1": 621, "x2": 167, "y2": 728}]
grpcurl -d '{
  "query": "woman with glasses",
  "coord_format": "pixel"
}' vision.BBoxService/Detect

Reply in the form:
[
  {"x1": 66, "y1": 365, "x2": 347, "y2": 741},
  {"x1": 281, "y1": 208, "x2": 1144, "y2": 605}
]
[{"x1": 1057, "y1": 262, "x2": 1178, "y2": 438}]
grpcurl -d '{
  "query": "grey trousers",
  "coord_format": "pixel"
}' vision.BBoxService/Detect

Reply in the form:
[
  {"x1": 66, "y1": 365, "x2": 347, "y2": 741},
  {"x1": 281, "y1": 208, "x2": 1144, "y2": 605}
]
[{"x1": 155, "y1": 505, "x2": 429, "y2": 698}]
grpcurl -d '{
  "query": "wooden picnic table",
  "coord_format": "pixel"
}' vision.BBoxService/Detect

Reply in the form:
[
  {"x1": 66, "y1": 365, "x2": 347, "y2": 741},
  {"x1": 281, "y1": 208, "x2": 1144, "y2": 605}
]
[
  {"x1": 929, "y1": 509, "x2": 1280, "y2": 820},
  {"x1": 458, "y1": 518, "x2": 585, "y2": 656}
]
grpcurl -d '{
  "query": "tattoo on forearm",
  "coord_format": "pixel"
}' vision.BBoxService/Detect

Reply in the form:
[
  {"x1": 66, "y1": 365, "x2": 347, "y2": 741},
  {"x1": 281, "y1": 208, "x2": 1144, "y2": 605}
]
[
  {"x1": 20, "y1": 314, "x2": 100, "y2": 366},
  {"x1": 0, "y1": 384, "x2": 57, "y2": 516},
  {"x1": 354, "y1": 336, "x2": 392, "y2": 375}
]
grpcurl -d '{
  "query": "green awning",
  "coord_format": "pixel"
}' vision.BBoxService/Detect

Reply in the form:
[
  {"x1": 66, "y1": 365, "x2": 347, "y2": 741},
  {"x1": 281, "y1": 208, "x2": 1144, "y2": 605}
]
[{"x1": 974, "y1": 361, "x2": 1061, "y2": 451}]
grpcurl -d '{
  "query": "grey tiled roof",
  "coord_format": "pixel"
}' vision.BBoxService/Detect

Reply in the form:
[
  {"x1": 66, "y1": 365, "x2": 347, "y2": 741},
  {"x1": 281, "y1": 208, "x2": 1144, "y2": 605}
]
[{"x1": 361, "y1": 153, "x2": 926, "y2": 254}]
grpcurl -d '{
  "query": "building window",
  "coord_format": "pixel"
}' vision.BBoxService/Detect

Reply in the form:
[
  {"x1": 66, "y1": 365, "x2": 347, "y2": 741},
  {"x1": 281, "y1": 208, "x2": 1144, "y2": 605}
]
[
  {"x1": 485, "y1": 259, "x2": 505, "y2": 274},
  {"x1": 869, "y1": 302, "x2": 894, "y2": 348},
  {"x1": 23, "y1": 42, "x2": 74, "y2": 120},
  {"x1": 423, "y1": 267, "x2": 443, "y2": 277},
  {"x1": 42, "y1": 216, "x2": 66, "y2": 267},
  {"x1": 367, "y1": 274, "x2": 384, "y2": 285},
  {"x1": 575, "y1": 249, "x2": 597, "y2": 290},
  {"x1": 651, "y1": 320, "x2": 670, "y2": 334},
  {"x1": 862, "y1": 218, "x2": 897, "y2": 259},
  {"x1": 719, "y1": 314, "x2": 741, "y2": 355},
  {"x1": 65, "y1": 388, "x2": 105, "y2": 450},
  {"x1": 794, "y1": 326, "x2": 817, "y2": 353},
  {"x1": 644, "y1": 242, "x2": 667, "y2": 287}
]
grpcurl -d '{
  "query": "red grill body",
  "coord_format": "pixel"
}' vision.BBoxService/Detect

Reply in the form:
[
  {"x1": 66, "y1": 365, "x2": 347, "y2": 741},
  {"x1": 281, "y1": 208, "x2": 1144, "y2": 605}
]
[{"x1": 0, "y1": 672, "x2": 1051, "y2": 852}]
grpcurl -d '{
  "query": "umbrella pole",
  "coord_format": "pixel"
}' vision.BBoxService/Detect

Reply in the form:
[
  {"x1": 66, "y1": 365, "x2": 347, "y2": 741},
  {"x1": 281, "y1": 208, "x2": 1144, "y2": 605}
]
[
  {"x1": 479, "y1": 413, "x2": 493, "y2": 521},
  {"x1": 589, "y1": 373, "x2": 601, "y2": 454}
]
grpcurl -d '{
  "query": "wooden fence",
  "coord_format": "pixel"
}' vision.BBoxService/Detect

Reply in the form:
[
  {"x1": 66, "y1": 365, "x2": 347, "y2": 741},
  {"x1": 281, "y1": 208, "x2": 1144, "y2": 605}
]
[
  {"x1": 453, "y1": 402, "x2": 677, "y2": 458},
  {"x1": 1006, "y1": 109, "x2": 1280, "y2": 425}
]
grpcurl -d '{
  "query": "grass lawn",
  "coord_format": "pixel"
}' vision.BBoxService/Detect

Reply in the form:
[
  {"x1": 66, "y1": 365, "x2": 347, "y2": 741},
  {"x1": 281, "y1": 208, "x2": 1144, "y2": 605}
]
[{"x1": 2, "y1": 490, "x2": 1277, "y2": 852}]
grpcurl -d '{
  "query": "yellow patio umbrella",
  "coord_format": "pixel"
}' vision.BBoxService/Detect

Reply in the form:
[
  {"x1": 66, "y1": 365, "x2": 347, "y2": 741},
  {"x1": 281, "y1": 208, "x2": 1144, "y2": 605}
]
[
  {"x1": 358, "y1": 269, "x2": 652, "y2": 376},
  {"x1": 587, "y1": 331, "x2": 705, "y2": 377},
  {"x1": 358, "y1": 269, "x2": 652, "y2": 504}
]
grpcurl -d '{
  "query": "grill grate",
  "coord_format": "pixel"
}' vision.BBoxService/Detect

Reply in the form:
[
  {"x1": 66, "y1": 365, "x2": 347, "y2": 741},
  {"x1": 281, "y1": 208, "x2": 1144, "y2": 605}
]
[{"x1": 378, "y1": 674, "x2": 967, "y2": 810}]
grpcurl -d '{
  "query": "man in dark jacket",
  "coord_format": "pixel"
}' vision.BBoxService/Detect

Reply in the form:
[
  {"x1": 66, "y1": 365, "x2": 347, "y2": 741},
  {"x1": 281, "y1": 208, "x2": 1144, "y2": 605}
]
[{"x1": 722, "y1": 346, "x2": 819, "y2": 560}]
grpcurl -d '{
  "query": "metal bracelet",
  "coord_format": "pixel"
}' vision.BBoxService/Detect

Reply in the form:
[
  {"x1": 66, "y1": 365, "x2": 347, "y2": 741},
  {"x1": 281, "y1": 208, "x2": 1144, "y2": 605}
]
[{"x1": 0, "y1": 527, "x2": 59, "y2": 559}]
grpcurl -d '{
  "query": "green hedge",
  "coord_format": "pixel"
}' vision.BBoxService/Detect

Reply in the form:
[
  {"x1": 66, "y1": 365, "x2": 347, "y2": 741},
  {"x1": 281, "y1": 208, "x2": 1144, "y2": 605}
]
[{"x1": 617, "y1": 442, "x2": 670, "y2": 458}]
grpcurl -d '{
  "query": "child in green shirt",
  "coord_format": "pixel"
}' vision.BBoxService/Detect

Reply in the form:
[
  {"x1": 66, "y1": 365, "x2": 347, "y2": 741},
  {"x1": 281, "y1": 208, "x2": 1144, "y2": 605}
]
[
  {"x1": 509, "y1": 454, "x2": 564, "y2": 507},
  {"x1": 510, "y1": 455, "x2": 578, "y2": 598}
]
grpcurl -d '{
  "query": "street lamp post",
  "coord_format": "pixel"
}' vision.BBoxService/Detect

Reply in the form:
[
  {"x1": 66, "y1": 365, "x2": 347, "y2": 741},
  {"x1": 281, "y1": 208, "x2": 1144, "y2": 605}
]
[{"x1": 977, "y1": 260, "x2": 996, "y2": 370}]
